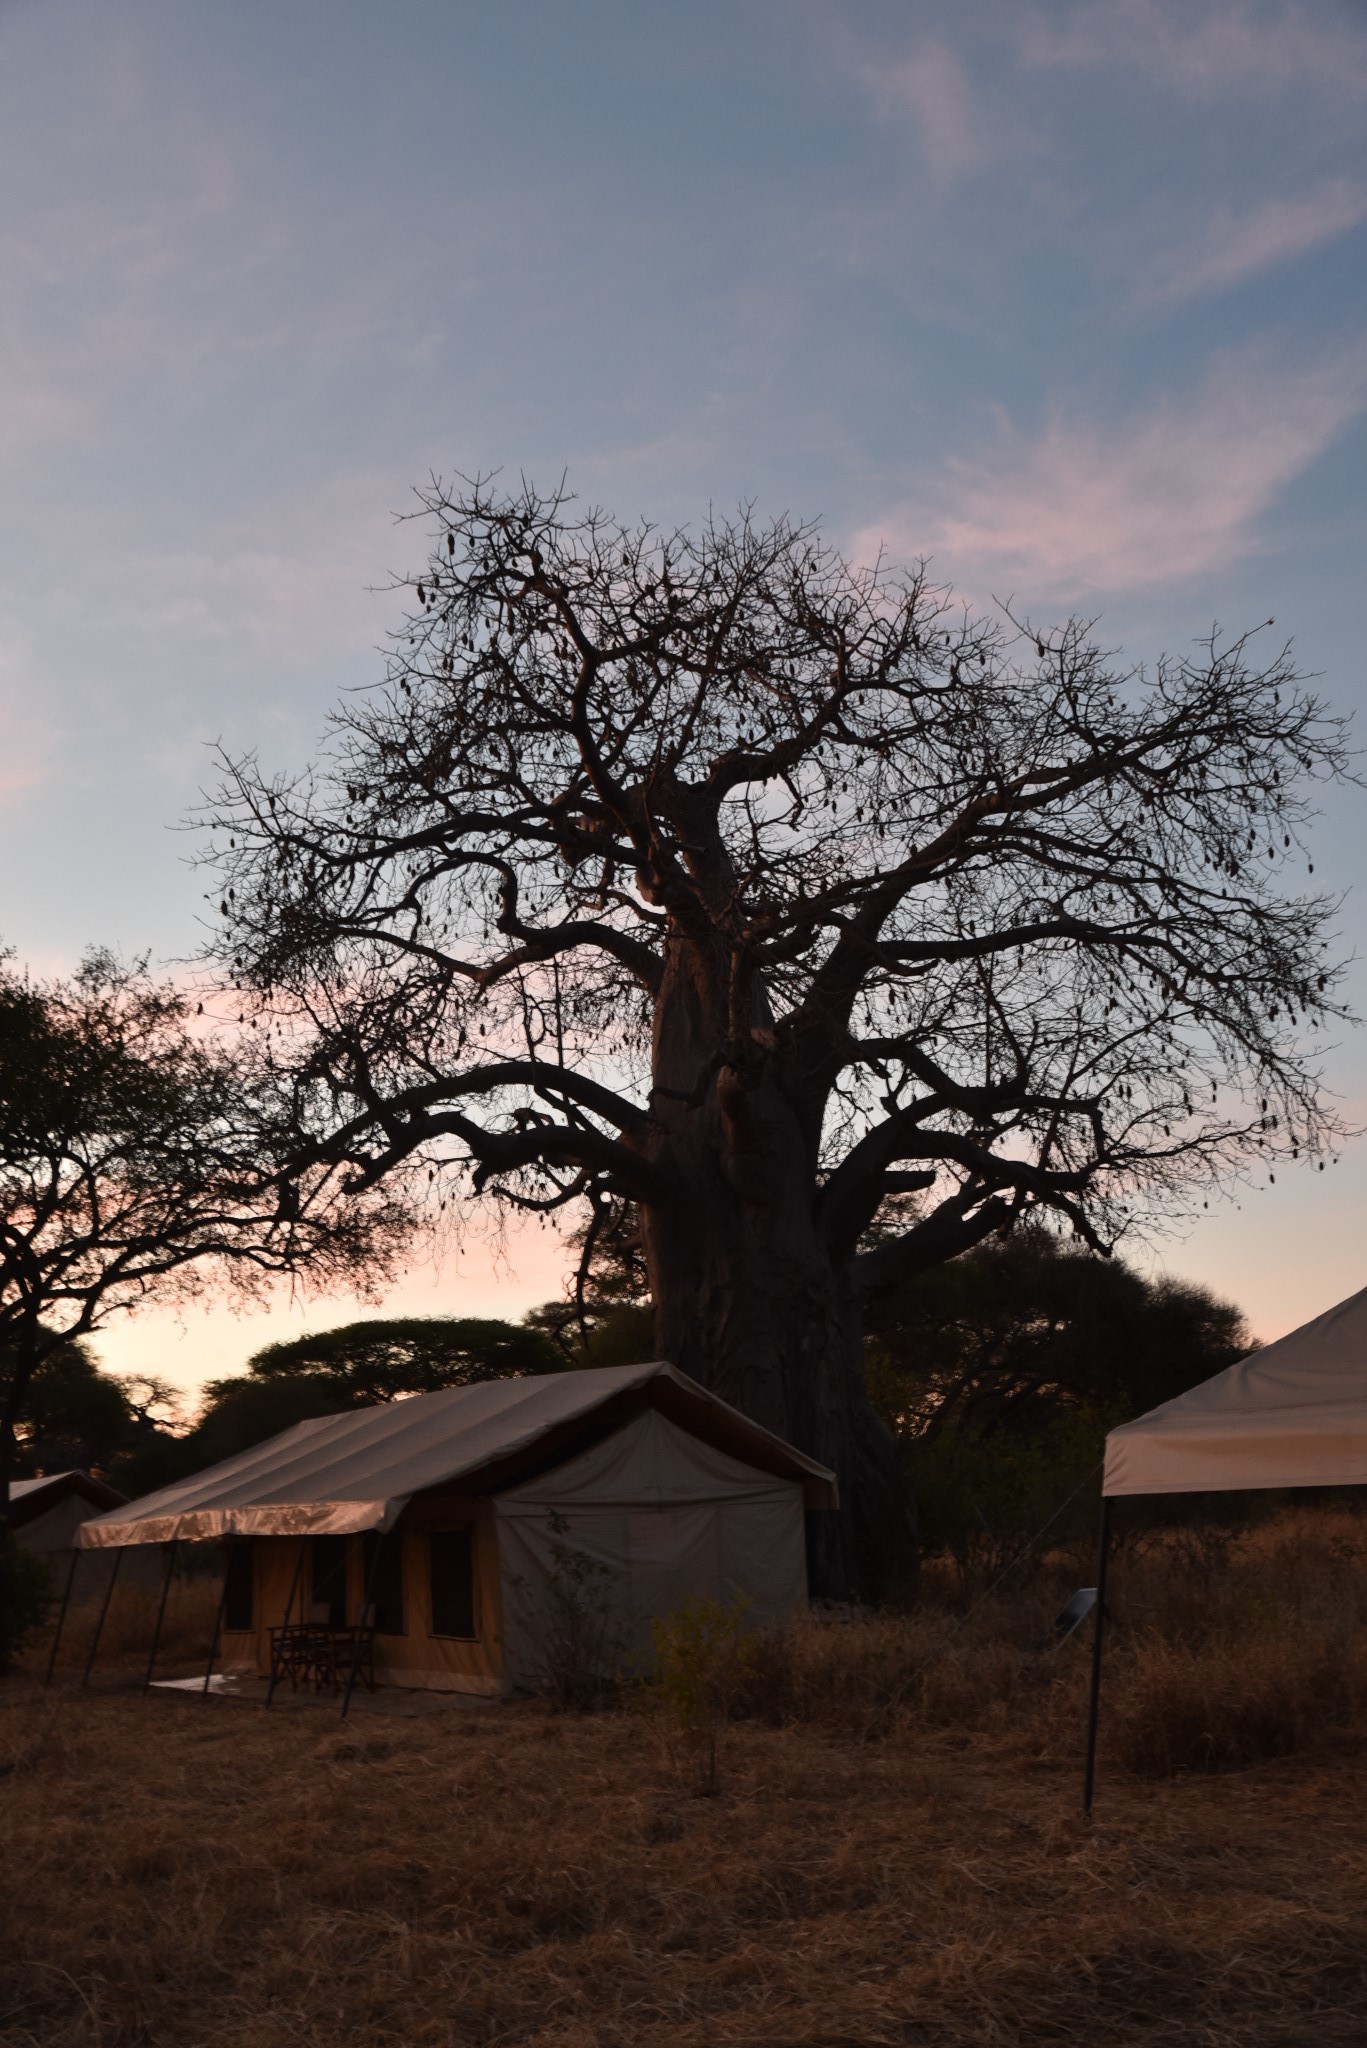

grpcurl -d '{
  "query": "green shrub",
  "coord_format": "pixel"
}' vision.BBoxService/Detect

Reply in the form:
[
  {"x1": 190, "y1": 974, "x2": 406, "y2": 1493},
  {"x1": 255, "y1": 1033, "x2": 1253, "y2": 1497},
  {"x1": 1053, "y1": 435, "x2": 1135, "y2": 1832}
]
[
  {"x1": 645, "y1": 1596, "x2": 756, "y2": 1795},
  {"x1": 0, "y1": 1533, "x2": 54, "y2": 1675},
  {"x1": 534, "y1": 1512, "x2": 623, "y2": 1712},
  {"x1": 905, "y1": 1407, "x2": 1105, "y2": 1581}
]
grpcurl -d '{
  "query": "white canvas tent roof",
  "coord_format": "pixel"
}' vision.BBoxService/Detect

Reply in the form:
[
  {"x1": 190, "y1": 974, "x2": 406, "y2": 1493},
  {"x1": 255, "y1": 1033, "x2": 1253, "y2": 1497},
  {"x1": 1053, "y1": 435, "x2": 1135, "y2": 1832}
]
[
  {"x1": 1104, "y1": 1282, "x2": 1367, "y2": 1498},
  {"x1": 10, "y1": 1471, "x2": 123, "y2": 1507},
  {"x1": 78, "y1": 1360, "x2": 838, "y2": 1547},
  {"x1": 11, "y1": 1472, "x2": 80, "y2": 1504},
  {"x1": 8, "y1": 1470, "x2": 125, "y2": 1521}
]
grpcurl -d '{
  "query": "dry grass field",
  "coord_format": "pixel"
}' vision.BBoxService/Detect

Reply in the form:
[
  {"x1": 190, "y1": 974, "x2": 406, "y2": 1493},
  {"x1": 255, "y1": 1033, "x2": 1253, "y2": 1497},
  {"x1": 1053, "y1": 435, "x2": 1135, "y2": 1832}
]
[{"x1": 5, "y1": 1510, "x2": 1367, "y2": 2047}]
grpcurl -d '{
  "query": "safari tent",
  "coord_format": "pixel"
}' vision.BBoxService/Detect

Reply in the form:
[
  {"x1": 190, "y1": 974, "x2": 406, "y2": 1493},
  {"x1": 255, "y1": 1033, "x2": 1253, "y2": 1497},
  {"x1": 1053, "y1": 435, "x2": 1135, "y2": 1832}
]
[
  {"x1": 77, "y1": 1361, "x2": 838, "y2": 1698},
  {"x1": 10, "y1": 1471, "x2": 165, "y2": 1594},
  {"x1": 12, "y1": 1470, "x2": 125, "y2": 1554},
  {"x1": 1085, "y1": 1281, "x2": 1367, "y2": 1807}
]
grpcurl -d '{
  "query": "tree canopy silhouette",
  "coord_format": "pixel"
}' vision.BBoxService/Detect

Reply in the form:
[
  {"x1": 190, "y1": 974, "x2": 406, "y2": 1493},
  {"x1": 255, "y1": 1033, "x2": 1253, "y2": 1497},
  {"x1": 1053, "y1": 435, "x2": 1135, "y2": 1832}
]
[
  {"x1": 182, "y1": 1315, "x2": 561, "y2": 1469},
  {"x1": 864, "y1": 1227, "x2": 1254, "y2": 1571},
  {"x1": 0, "y1": 949, "x2": 405, "y2": 1528},
  {"x1": 866, "y1": 1224, "x2": 1251, "y2": 1444},
  {"x1": 205, "y1": 478, "x2": 1350, "y2": 1594},
  {"x1": 1, "y1": 1330, "x2": 147, "y2": 1478},
  {"x1": 245, "y1": 1314, "x2": 561, "y2": 1398}
]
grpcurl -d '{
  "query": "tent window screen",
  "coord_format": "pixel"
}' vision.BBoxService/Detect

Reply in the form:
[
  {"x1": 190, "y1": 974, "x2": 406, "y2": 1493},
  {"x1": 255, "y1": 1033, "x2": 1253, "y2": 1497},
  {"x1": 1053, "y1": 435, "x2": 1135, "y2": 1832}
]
[
  {"x1": 224, "y1": 1542, "x2": 253, "y2": 1632},
  {"x1": 429, "y1": 1528, "x2": 476, "y2": 1638},
  {"x1": 361, "y1": 1531, "x2": 406, "y2": 1636},
  {"x1": 311, "y1": 1535, "x2": 349, "y2": 1626}
]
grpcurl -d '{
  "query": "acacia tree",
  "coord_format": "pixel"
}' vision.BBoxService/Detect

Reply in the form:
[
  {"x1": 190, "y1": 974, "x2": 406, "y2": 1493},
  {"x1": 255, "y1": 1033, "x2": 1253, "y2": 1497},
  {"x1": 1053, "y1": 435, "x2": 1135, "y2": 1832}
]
[
  {"x1": 0, "y1": 950, "x2": 405, "y2": 1527},
  {"x1": 206, "y1": 478, "x2": 1350, "y2": 1595},
  {"x1": 179, "y1": 1316, "x2": 564, "y2": 1471},
  {"x1": 864, "y1": 1224, "x2": 1251, "y2": 1443}
]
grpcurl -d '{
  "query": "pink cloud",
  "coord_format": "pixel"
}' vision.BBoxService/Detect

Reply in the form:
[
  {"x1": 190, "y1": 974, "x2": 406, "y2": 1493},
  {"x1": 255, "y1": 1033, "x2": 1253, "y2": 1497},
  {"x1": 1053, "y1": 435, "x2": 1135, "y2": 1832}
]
[
  {"x1": 1022, "y1": 0, "x2": 1367, "y2": 101},
  {"x1": 859, "y1": 41, "x2": 986, "y2": 185},
  {"x1": 1148, "y1": 181, "x2": 1367, "y2": 302},
  {"x1": 0, "y1": 637, "x2": 56, "y2": 802},
  {"x1": 857, "y1": 351, "x2": 1367, "y2": 600}
]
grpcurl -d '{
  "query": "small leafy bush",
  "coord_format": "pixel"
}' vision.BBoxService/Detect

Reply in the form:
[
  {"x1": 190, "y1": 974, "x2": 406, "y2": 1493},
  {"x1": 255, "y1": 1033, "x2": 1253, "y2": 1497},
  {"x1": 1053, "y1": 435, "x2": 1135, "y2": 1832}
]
[
  {"x1": 0, "y1": 1532, "x2": 54, "y2": 1675},
  {"x1": 535, "y1": 1512, "x2": 623, "y2": 1712},
  {"x1": 645, "y1": 1596, "x2": 756, "y2": 1795},
  {"x1": 906, "y1": 1408, "x2": 1105, "y2": 1583}
]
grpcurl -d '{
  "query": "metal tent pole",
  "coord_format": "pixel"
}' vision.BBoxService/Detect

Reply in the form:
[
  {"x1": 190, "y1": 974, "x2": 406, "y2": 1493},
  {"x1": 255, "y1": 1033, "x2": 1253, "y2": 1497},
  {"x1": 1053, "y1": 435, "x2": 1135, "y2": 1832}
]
[
  {"x1": 143, "y1": 1540, "x2": 179, "y2": 1693},
  {"x1": 44, "y1": 1547, "x2": 81, "y2": 1685},
  {"x1": 80, "y1": 1547, "x2": 124, "y2": 1689},
  {"x1": 1082, "y1": 1495, "x2": 1114, "y2": 1817},
  {"x1": 341, "y1": 1530, "x2": 385, "y2": 1721},
  {"x1": 266, "y1": 1536, "x2": 308, "y2": 1708},
  {"x1": 202, "y1": 1537, "x2": 235, "y2": 1698}
]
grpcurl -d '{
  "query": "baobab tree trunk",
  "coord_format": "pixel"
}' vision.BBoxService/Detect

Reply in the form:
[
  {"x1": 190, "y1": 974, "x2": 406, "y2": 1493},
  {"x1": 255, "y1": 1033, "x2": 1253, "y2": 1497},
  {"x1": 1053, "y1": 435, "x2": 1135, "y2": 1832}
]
[
  {"x1": 640, "y1": 956, "x2": 916, "y2": 1600},
  {"x1": 0, "y1": 1308, "x2": 42, "y2": 1541},
  {"x1": 645, "y1": 1190, "x2": 914, "y2": 1600}
]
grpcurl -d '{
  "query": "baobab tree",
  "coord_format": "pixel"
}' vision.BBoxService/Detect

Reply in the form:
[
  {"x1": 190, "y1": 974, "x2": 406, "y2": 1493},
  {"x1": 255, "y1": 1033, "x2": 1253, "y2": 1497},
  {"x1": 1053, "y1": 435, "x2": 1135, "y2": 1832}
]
[{"x1": 206, "y1": 478, "x2": 1350, "y2": 1595}]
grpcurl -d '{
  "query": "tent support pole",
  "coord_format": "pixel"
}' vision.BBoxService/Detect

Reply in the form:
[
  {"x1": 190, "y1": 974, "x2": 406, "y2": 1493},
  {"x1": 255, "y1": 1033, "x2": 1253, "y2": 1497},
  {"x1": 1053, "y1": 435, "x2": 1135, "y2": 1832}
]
[
  {"x1": 1083, "y1": 1495, "x2": 1113, "y2": 1817},
  {"x1": 143, "y1": 1540, "x2": 179, "y2": 1693},
  {"x1": 80, "y1": 1547, "x2": 123, "y2": 1689},
  {"x1": 266, "y1": 1536, "x2": 307, "y2": 1709},
  {"x1": 44, "y1": 1546, "x2": 81, "y2": 1685},
  {"x1": 341, "y1": 1529, "x2": 385, "y2": 1721},
  {"x1": 203, "y1": 1537, "x2": 235, "y2": 1698}
]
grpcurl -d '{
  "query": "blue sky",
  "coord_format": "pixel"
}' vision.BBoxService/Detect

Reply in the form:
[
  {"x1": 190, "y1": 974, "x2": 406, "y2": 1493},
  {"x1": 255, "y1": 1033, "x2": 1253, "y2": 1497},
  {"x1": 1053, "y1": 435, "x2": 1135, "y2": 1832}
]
[{"x1": 2, "y1": 0, "x2": 1365, "y2": 1394}]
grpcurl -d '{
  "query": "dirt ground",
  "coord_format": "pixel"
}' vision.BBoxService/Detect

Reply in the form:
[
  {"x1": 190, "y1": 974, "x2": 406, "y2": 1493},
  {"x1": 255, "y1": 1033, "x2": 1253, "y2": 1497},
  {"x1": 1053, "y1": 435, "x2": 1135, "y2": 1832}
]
[{"x1": 4, "y1": 1669, "x2": 1367, "y2": 2048}]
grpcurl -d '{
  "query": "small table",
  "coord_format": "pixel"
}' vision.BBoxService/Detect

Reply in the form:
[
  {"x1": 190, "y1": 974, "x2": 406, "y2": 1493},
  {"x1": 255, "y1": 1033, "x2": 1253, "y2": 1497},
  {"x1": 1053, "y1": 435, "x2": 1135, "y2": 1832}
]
[{"x1": 269, "y1": 1622, "x2": 375, "y2": 1695}]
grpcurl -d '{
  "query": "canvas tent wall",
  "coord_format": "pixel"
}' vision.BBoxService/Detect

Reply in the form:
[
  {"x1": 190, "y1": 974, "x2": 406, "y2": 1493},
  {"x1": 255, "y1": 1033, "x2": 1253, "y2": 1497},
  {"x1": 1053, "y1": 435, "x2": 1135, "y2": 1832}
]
[
  {"x1": 496, "y1": 1406, "x2": 810, "y2": 1690},
  {"x1": 1084, "y1": 1282, "x2": 1367, "y2": 1810},
  {"x1": 77, "y1": 1361, "x2": 838, "y2": 1697}
]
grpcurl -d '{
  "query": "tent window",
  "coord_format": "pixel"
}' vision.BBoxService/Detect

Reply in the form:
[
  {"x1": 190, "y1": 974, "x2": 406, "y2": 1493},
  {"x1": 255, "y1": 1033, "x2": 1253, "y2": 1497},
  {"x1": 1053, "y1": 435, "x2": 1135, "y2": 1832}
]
[
  {"x1": 429, "y1": 1528, "x2": 476, "y2": 1639},
  {"x1": 361, "y1": 1530, "x2": 406, "y2": 1636},
  {"x1": 311, "y1": 1535, "x2": 349, "y2": 1627},
  {"x1": 224, "y1": 1542, "x2": 254, "y2": 1632}
]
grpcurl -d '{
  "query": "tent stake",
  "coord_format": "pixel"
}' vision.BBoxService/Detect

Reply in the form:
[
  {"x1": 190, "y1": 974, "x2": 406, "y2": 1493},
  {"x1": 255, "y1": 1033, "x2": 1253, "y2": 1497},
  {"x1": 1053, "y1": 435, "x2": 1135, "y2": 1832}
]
[
  {"x1": 266, "y1": 1535, "x2": 307, "y2": 1708},
  {"x1": 80, "y1": 1547, "x2": 124, "y2": 1689},
  {"x1": 1082, "y1": 1495, "x2": 1113, "y2": 1817},
  {"x1": 341, "y1": 1530, "x2": 385, "y2": 1720},
  {"x1": 203, "y1": 1537, "x2": 235, "y2": 1698},
  {"x1": 143, "y1": 1540, "x2": 179, "y2": 1693},
  {"x1": 44, "y1": 1546, "x2": 81, "y2": 1685}
]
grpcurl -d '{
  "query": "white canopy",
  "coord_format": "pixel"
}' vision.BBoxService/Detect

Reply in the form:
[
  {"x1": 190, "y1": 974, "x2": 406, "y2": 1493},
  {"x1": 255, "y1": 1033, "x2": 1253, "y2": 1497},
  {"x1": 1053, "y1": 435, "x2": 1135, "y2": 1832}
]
[
  {"x1": 1104, "y1": 1282, "x2": 1367, "y2": 1498},
  {"x1": 78, "y1": 1360, "x2": 838, "y2": 1546}
]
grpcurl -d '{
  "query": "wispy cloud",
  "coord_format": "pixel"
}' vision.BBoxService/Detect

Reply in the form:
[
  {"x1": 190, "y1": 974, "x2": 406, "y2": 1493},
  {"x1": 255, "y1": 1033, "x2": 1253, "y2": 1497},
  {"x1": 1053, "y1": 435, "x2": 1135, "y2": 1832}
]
[
  {"x1": 0, "y1": 626, "x2": 56, "y2": 804},
  {"x1": 858, "y1": 41, "x2": 986, "y2": 185},
  {"x1": 1022, "y1": 0, "x2": 1367, "y2": 101},
  {"x1": 1147, "y1": 180, "x2": 1367, "y2": 303},
  {"x1": 859, "y1": 350, "x2": 1367, "y2": 600}
]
